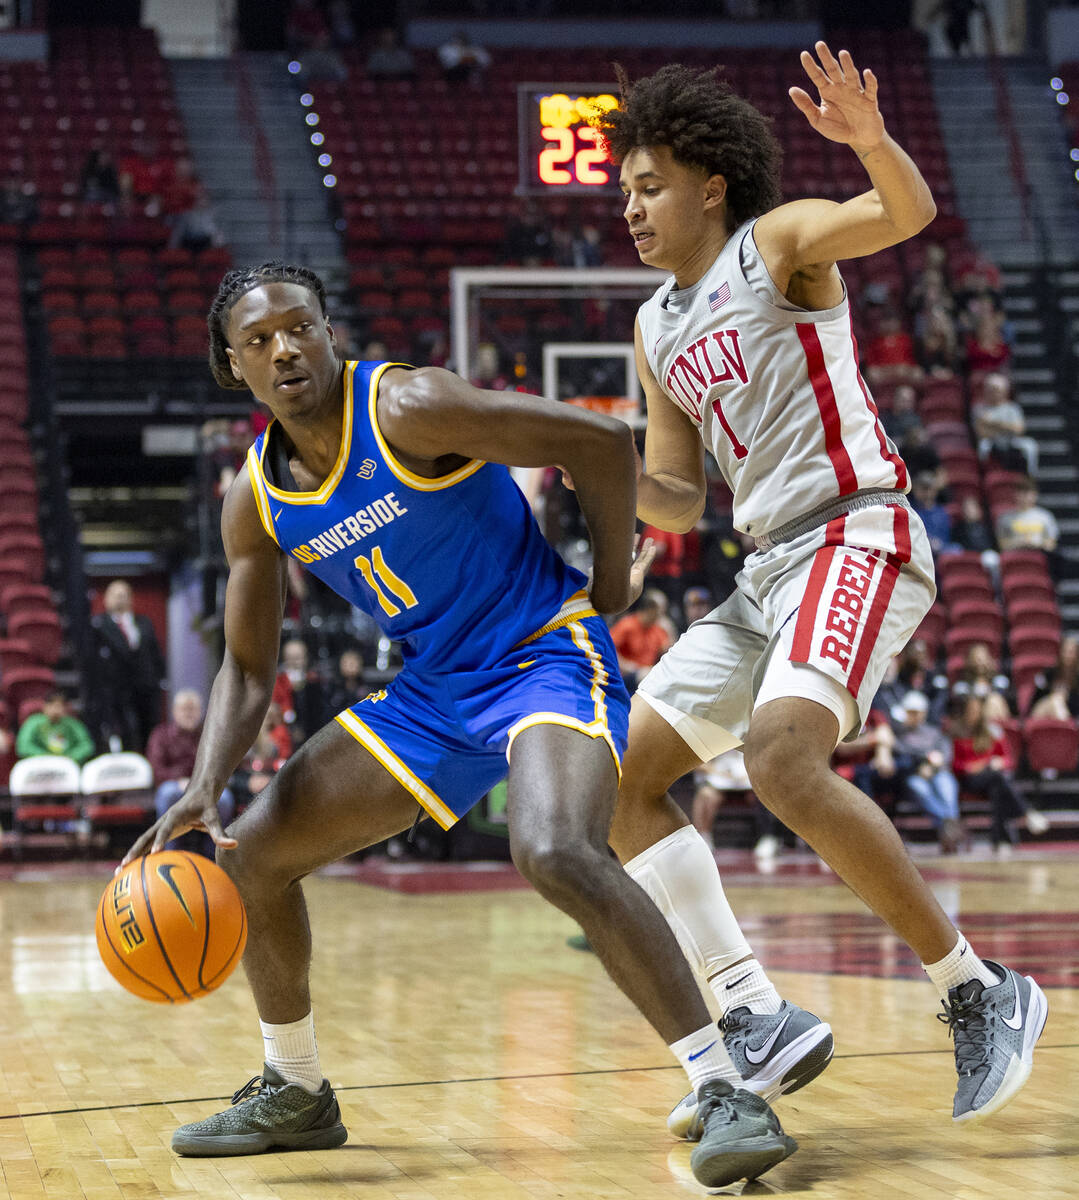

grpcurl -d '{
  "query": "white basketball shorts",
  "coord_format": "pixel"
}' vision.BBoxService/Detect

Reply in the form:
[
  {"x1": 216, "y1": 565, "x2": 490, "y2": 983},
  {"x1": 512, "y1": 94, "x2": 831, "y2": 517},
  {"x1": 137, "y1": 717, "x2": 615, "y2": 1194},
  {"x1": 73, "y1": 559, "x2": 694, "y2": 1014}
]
[{"x1": 638, "y1": 500, "x2": 935, "y2": 761}]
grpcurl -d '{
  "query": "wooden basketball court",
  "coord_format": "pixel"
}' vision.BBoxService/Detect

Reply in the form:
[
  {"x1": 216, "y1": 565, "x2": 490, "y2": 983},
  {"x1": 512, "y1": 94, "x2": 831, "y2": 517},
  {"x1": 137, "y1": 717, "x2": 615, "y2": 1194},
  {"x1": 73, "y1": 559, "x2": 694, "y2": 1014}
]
[{"x1": 0, "y1": 845, "x2": 1075, "y2": 1199}]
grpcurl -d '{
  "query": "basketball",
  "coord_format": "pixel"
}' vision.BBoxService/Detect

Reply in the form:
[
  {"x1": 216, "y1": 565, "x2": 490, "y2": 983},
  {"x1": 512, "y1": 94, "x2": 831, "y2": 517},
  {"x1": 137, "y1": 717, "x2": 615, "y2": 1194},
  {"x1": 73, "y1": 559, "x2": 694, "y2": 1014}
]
[{"x1": 95, "y1": 851, "x2": 247, "y2": 1004}]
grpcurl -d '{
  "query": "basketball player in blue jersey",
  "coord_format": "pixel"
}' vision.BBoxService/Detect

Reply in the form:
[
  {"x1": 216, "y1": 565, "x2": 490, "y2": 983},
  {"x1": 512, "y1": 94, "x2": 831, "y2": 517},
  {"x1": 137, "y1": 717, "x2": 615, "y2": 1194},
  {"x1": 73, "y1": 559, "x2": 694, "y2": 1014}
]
[{"x1": 119, "y1": 262, "x2": 796, "y2": 1188}]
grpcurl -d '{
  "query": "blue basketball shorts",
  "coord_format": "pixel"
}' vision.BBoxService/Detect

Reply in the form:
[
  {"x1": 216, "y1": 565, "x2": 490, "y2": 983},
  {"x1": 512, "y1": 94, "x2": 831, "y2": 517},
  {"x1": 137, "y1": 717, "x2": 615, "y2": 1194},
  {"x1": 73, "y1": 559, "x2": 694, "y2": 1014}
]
[{"x1": 334, "y1": 614, "x2": 630, "y2": 829}]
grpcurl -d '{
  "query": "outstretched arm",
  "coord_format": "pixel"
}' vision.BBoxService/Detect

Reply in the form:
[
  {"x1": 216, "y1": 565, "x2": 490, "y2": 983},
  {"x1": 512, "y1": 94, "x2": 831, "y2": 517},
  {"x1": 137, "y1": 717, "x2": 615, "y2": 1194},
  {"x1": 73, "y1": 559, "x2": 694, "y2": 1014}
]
[
  {"x1": 755, "y1": 41, "x2": 936, "y2": 278},
  {"x1": 120, "y1": 467, "x2": 287, "y2": 864},
  {"x1": 377, "y1": 366, "x2": 638, "y2": 614}
]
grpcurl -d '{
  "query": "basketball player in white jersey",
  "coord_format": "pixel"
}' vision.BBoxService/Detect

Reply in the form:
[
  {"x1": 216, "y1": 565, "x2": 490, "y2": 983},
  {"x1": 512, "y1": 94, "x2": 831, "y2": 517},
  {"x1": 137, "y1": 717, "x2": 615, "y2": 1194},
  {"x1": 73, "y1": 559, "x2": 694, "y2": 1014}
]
[{"x1": 585, "y1": 44, "x2": 1047, "y2": 1136}]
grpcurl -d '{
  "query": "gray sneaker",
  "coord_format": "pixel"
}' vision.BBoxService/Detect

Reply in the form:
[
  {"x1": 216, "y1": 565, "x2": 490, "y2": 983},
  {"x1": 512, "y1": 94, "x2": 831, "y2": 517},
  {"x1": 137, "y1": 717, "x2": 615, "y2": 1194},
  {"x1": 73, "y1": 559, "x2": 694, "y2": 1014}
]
[
  {"x1": 939, "y1": 960, "x2": 1048, "y2": 1123},
  {"x1": 667, "y1": 1001, "x2": 833, "y2": 1138},
  {"x1": 688, "y1": 1080, "x2": 797, "y2": 1188},
  {"x1": 171, "y1": 1064, "x2": 348, "y2": 1156}
]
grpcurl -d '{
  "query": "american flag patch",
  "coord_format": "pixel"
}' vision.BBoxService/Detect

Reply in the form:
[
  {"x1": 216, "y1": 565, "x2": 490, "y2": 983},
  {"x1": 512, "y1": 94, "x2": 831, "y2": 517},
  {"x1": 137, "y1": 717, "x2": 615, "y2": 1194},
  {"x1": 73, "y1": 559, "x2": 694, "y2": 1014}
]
[{"x1": 708, "y1": 282, "x2": 731, "y2": 311}]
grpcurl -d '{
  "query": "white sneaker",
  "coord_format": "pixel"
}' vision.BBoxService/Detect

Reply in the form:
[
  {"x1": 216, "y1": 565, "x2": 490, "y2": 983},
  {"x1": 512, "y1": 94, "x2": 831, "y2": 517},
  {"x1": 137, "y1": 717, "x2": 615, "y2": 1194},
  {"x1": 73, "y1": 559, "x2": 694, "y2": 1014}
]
[
  {"x1": 1024, "y1": 809, "x2": 1050, "y2": 836},
  {"x1": 753, "y1": 835, "x2": 779, "y2": 860}
]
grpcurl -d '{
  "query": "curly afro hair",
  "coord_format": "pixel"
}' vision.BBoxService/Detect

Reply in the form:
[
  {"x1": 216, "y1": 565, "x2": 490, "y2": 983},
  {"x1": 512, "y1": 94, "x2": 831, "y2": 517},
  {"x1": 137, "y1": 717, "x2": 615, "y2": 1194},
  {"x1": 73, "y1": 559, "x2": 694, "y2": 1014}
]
[
  {"x1": 207, "y1": 261, "x2": 327, "y2": 390},
  {"x1": 596, "y1": 64, "x2": 782, "y2": 231}
]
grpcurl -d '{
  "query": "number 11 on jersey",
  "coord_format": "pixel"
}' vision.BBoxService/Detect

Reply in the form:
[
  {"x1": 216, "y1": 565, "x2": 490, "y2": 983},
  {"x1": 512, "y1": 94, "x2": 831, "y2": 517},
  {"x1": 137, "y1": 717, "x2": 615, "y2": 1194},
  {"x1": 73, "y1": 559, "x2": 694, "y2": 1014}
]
[{"x1": 354, "y1": 546, "x2": 418, "y2": 617}]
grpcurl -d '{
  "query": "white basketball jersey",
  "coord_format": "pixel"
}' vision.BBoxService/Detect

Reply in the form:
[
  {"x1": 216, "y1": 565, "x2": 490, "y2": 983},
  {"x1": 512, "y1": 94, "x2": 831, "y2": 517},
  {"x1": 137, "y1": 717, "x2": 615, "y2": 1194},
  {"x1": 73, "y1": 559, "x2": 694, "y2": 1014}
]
[{"x1": 637, "y1": 219, "x2": 908, "y2": 537}]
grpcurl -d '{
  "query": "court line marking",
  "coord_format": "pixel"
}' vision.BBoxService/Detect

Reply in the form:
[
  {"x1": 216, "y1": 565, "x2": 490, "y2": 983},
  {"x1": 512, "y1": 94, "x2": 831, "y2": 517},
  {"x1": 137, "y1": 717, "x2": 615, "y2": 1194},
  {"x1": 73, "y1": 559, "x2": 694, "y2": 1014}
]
[{"x1": 1, "y1": 1044, "x2": 1075, "y2": 1122}]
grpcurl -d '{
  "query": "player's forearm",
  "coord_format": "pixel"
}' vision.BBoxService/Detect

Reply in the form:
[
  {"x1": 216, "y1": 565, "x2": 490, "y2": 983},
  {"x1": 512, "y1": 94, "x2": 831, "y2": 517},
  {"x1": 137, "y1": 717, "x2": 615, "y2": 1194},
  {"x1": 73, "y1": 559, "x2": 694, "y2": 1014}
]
[
  {"x1": 188, "y1": 652, "x2": 275, "y2": 796},
  {"x1": 567, "y1": 422, "x2": 638, "y2": 614},
  {"x1": 637, "y1": 472, "x2": 706, "y2": 534},
  {"x1": 852, "y1": 133, "x2": 936, "y2": 237}
]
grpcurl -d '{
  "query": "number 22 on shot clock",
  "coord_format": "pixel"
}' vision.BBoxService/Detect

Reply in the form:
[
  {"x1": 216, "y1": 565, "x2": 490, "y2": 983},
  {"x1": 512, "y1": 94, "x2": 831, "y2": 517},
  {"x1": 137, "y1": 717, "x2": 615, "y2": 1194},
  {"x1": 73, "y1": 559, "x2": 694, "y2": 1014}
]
[{"x1": 518, "y1": 86, "x2": 619, "y2": 192}]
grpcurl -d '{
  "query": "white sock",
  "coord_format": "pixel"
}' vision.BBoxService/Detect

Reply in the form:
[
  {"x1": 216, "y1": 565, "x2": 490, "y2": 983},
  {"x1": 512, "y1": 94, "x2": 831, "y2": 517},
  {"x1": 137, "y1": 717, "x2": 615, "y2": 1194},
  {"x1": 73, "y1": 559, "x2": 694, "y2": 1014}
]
[
  {"x1": 625, "y1": 826, "x2": 759, "y2": 1014},
  {"x1": 710, "y1": 959, "x2": 783, "y2": 1016},
  {"x1": 260, "y1": 1012, "x2": 323, "y2": 1093},
  {"x1": 923, "y1": 933, "x2": 999, "y2": 1001},
  {"x1": 670, "y1": 1023, "x2": 742, "y2": 1093}
]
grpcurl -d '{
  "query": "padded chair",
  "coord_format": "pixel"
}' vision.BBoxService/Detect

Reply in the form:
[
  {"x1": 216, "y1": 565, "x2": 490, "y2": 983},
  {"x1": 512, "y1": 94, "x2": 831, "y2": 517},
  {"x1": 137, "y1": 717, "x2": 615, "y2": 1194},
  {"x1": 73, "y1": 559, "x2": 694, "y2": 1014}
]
[
  {"x1": 80, "y1": 752, "x2": 154, "y2": 842},
  {"x1": 1009, "y1": 628, "x2": 1061, "y2": 663},
  {"x1": 913, "y1": 604, "x2": 946, "y2": 657},
  {"x1": 0, "y1": 637, "x2": 35, "y2": 674},
  {"x1": 9, "y1": 754, "x2": 81, "y2": 854},
  {"x1": 0, "y1": 666, "x2": 56, "y2": 715},
  {"x1": 7, "y1": 610, "x2": 62, "y2": 665},
  {"x1": 0, "y1": 582, "x2": 52, "y2": 620},
  {"x1": 1025, "y1": 717, "x2": 1079, "y2": 781}
]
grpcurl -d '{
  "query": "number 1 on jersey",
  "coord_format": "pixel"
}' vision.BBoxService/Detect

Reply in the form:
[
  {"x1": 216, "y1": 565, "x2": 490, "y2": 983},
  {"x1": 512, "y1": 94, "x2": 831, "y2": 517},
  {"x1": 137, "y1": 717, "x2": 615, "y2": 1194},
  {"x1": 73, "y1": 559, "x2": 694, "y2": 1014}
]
[
  {"x1": 354, "y1": 546, "x2": 418, "y2": 617},
  {"x1": 712, "y1": 397, "x2": 749, "y2": 460}
]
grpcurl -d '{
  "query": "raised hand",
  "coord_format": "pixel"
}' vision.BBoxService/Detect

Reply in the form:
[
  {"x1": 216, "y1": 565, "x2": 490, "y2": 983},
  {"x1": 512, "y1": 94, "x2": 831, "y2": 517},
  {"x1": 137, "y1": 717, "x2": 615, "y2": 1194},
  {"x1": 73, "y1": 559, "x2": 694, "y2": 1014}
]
[{"x1": 789, "y1": 41, "x2": 885, "y2": 153}]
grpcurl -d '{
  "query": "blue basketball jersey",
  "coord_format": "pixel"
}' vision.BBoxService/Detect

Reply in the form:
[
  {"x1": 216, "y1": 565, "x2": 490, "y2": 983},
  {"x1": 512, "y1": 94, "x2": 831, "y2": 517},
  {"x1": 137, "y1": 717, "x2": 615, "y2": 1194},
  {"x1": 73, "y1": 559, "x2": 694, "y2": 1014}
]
[{"x1": 246, "y1": 360, "x2": 591, "y2": 672}]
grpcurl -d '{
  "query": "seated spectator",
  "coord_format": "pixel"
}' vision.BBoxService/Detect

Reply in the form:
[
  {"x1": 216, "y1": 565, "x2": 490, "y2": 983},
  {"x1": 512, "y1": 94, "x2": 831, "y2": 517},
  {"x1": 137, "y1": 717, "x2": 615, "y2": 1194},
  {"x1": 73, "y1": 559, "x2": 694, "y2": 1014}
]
[
  {"x1": 160, "y1": 156, "x2": 201, "y2": 216},
  {"x1": 965, "y1": 308, "x2": 1011, "y2": 376},
  {"x1": 16, "y1": 690, "x2": 95, "y2": 765},
  {"x1": 836, "y1": 708, "x2": 898, "y2": 812},
  {"x1": 437, "y1": 31, "x2": 491, "y2": 85},
  {"x1": 118, "y1": 137, "x2": 173, "y2": 205},
  {"x1": 694, "y1": 748, "x2": 795, "y2": 862},
  {"x1": 691, "y1": 748, "x2": 751, "y2": 852},
  {"x1": 951, "y1": 643, "x2": 1013, "y2": 722},
  {"x1": 863, "y1": 312, "x2": 921, "y2": 387},
  {"x1": 365, "y1": 28, "x2": 416, "y2": 79},
  {"x1": 146, "y1": 689, "x2": 235, "y2": 855},
  {"x1": 951, "y1": 694, "x2": 1049, "y2": 855},
  {"x1": 915, "y1": 305, "x2": 960, "y2": 378},
  {"x1": 892, "y1": 691, "x2": 964, "y2": 853},
  {"x1": 272, "y1": 638, "x2": 329, "y2": 745},
  {"x1": 297, "y1": 30, "x2": 348, "y2": 84},
  {"x1": 168, "y1": 187, "x2": 225, "y2": 254},
  {"x1": 995, "y1": 478, "x2": 1058, "y2": 553},
  {"x1": 327, "y1": 0, "x2": 356, "y2": 47},
  {"x1": 286, "y1": 0, "x2": 329, "y2": 53},
  {"x1": 910, "y1": 471, "x2": 958, "y2": 556},
  {"x1": 80, "y1": 147, "x2": 120, "y2": 203},
  {"x1": 1029, "y1": 636, "x2": 1079, "y2": 721},
  {"x1": 680, "y1": 585, "x2": 713, "y2": 631},
  {"x1": 327, "y1": 646, "x2": 370, "y2": 713},
  {"x1": 951, "y1": 495, "x2": 995, "y2": 555},
  {"x1": 232, "y1": 703, "x2": 292, "y2": 805},
  {"x1": 503, "y1": 200, "x2": 554, "y2": 266},
  {"x1": 0, "y1": 176, "x2": 37, "y2": 225},
  {"x1": 893, "y1": 640, "x2": 950, "y2": 721},
  {"x1": 900, "y1": 425, "x2": 943, "y2": 483},
  {"x1": 609, "y1": 589, "x2": 673, "y2": 691},
  {"x1": 882, "y1": 383, "x2": 923, "y2": 446},
  {"x1": 973, "y1": 372, "x2": 1037, "y2": 475}
]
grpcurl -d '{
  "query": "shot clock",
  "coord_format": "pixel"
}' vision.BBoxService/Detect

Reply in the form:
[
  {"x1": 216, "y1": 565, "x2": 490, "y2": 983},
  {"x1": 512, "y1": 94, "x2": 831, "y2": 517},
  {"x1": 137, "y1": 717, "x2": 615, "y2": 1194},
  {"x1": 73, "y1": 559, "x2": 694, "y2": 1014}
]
[{"x1": 517, "y1": 83, "x2": 619, "y2": 194}]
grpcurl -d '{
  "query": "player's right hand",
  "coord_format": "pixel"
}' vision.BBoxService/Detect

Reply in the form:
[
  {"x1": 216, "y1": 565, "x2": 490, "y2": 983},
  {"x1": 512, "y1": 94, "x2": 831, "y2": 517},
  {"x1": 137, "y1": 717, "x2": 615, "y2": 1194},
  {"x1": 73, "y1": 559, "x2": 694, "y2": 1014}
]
[{"x1": 117, "y1": 790, "x2": 238, "y2": 873}]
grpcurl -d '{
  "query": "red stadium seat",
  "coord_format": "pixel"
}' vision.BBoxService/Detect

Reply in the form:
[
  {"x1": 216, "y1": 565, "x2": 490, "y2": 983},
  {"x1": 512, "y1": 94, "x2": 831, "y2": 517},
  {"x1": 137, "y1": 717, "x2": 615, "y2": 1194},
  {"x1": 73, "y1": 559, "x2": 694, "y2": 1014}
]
[
  {"x1": 7, "y1": 610, "x2": 62, "y2": 665},
  {"x1": 0, "y1": 637, "x2": 34, "y2": 674},
  {"x1": 0, "y1": 533, "x2": 45, "y2": 581},
  {"x1": 913, "y1": 604, "x2": 946, "y2": 656},
  {"x1": 0, "y1": 665, "x2": 56, "y2": 713},
  {"x1": 0, "y1": 582, "x2": 51, "y2": 619},
  {"x1": 1024, "y1": 718, "x2": 1079, "y2": 776},
  {"x1": 1009, "y1": 628, "x2": 1061, "y2": 662}
]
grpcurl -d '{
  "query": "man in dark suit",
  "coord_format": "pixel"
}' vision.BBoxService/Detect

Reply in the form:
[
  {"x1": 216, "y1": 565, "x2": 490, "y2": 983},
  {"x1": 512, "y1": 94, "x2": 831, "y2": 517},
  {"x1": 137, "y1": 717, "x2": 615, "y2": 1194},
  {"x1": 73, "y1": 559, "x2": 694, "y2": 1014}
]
[{"x1": 92, "y1": 579, "x2": 166, "y2": 751}]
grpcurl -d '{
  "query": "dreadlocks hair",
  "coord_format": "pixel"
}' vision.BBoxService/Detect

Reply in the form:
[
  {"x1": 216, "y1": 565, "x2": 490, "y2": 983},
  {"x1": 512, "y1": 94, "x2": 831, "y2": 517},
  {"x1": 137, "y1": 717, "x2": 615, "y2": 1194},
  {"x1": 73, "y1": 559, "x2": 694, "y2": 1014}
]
[
  {"x1": 207, "y1": 261, "x2": 328, "y2": 390},
  {"x1": 596, "y1": 63, "x2": 783, "y2": 231}
]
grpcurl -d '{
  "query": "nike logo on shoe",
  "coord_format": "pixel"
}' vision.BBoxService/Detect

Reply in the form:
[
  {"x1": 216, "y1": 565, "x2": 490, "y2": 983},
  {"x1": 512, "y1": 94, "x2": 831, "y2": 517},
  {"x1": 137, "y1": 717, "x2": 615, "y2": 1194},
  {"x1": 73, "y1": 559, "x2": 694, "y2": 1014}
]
[
  {"x1": 688, "y1": 1041, "x2": 717, "y2": 1062},
  {"x1": 744, "y1": 1014, "x2": 792, "y2": 1064},
  {"x1": 1001, "y1": 985, "x2": 1024, "y2": 1031}
]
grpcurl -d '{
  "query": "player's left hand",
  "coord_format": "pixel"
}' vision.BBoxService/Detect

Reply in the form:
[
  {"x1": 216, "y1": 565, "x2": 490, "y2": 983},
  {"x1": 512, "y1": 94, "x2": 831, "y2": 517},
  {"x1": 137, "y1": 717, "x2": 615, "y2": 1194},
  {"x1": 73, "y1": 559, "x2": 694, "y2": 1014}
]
[
  {"x1": 626, "y1": 535, "x2": 657, "y2": 608},
  {"x1": 789, "y1": 41, "x2": 885, "y2": 153}
]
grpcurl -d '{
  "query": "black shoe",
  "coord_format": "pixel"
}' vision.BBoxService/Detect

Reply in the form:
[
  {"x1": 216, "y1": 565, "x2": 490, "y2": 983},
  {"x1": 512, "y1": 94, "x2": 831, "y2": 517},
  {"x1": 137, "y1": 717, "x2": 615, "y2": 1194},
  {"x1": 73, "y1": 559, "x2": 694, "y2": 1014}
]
[{"x1": 171, "y1": 1064, "x2": 348, "y2": 1157}]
